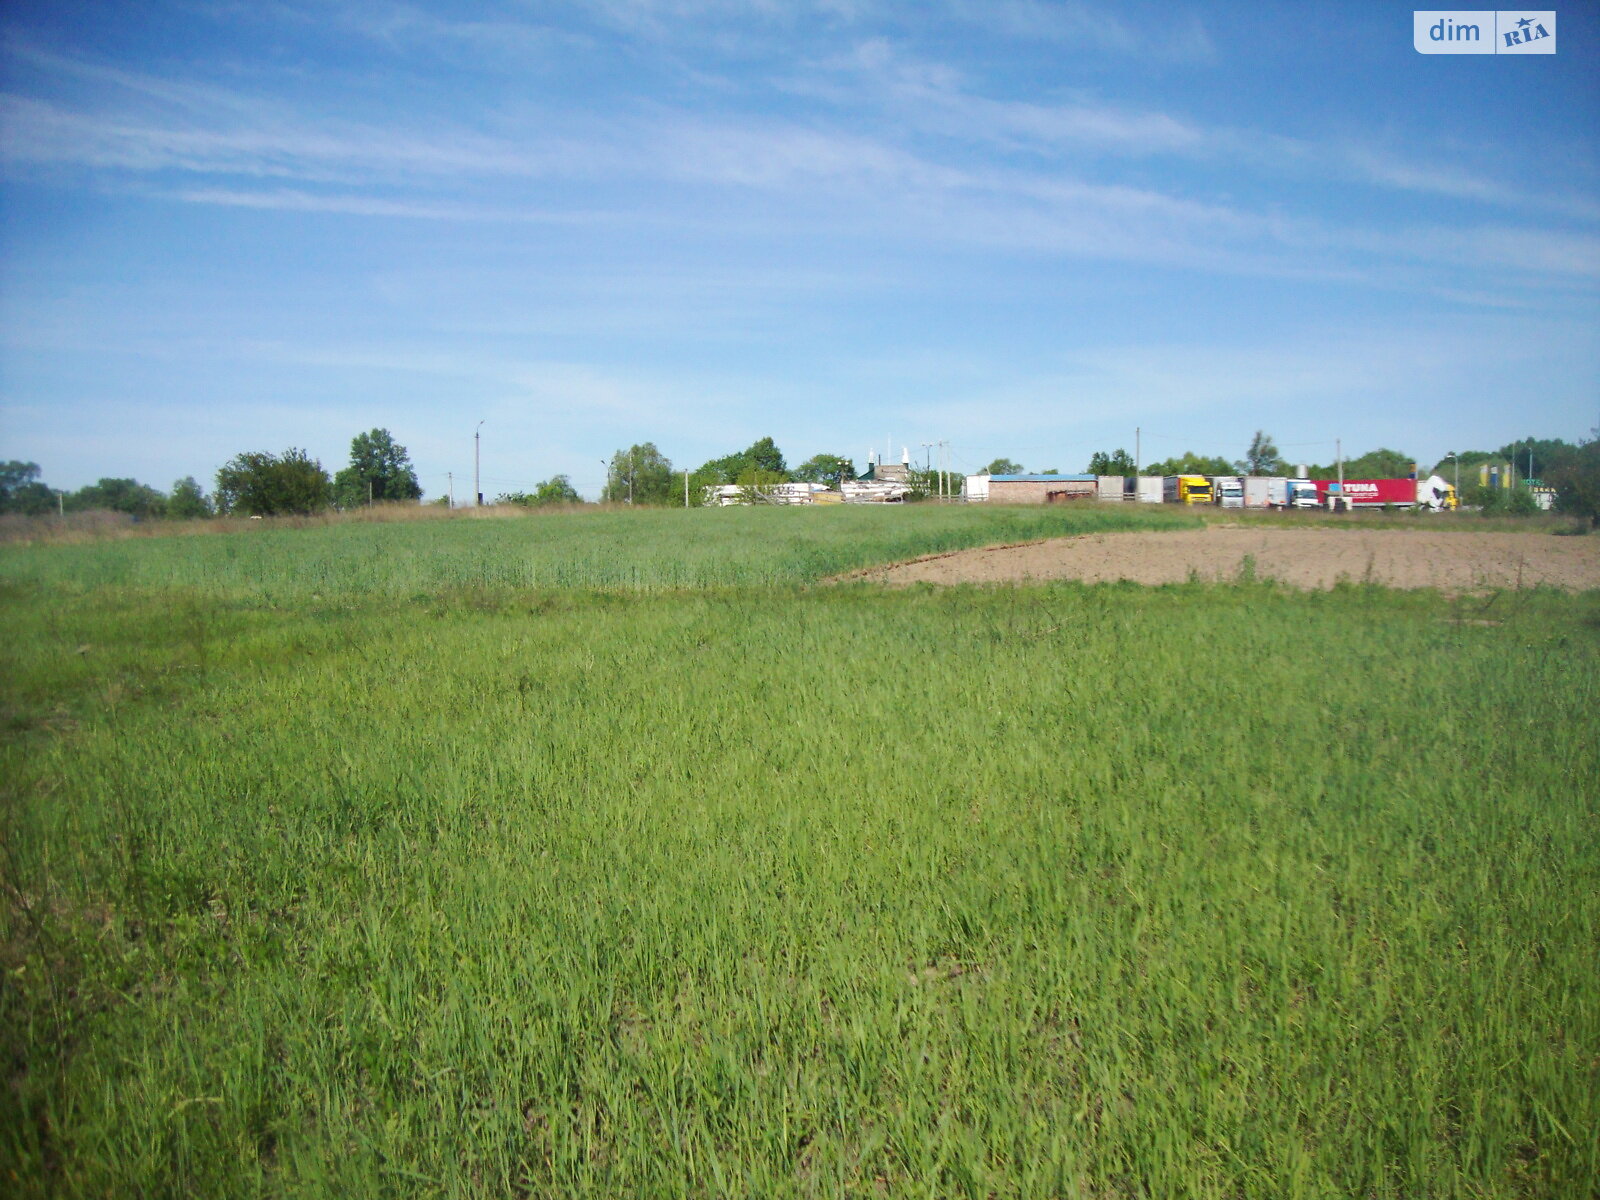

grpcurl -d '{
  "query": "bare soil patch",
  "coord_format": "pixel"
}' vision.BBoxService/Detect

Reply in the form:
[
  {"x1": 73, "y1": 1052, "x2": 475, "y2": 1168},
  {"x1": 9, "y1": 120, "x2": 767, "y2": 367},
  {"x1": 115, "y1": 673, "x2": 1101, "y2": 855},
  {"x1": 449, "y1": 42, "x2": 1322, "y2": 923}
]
[{"x1": 847, "y1": 527, "x2": 1600, "y2": 592}]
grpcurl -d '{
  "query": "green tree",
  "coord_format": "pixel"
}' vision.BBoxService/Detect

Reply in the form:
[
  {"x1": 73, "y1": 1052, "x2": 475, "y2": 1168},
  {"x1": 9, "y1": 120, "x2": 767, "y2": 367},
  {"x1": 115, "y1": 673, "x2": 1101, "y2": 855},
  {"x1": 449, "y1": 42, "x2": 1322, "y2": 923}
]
[
  {"x1": 1145, "y1": 452, "x2": 1234, "y2": 476},
  {"x1": 498, "y1": 475, "x2": 583, "y2": 507},
  {"x1": 984, "y1": 458, "x2": 1025, "y2": 475},
  {"x1": 1492, "y1": 437, "x2": 1579, "y2": 483},
  {"x1": 696, "y1": 437, "x2": 792, "y2": 487},
  {"x1": 333, "y1": 429, "x2": 422, "y2": 509},
  {"x1": 1547, "y1": 431, "x2": 1600, "y2": 525},
  {"x1": 0, "y1": 461, "x2": 58, "y2": 515},
  {"x1": 534, "y1": 475, "x2": 582, "y2": 505},
  {"x1": 603, "y1": 443, "x2": 674, "y2": 505},
  {"x1": 1430, "y1": 449, "x2": 1497, "y2": 478},
  {"x1": 1238, "y1": 431, "x2": 1287, "y2": 476},
  {"x1": 65, "y1": 477, "x2": 167, "y2": 519},
  {"x1": 168, "y1": 476, "x2": 214, "y2": 519},
  {"x1": 215, "y1": 449, "x2": 333, "y2": 516},
  {"x1": 793, "y1": 453, "x2": 856, "y2": 488},
  {"x1": 735, "y1": 466, "x2": 790, "y2": 504},
  {"x1": 904, "y1": 466, "x2": 966, "y2": 501},
  {"x1": 1466, "y1": 482, "x2": 1541, "y2": 516},
  {"x1": 742, "y1": 436, "x2": 787, "y2": 478},
  {"x1": 1086, "y1": 449, "x2": 1136, "y2": 475},
  {"x1": 1342, "y1": 448, "x2": 1416, "y2": 479}
]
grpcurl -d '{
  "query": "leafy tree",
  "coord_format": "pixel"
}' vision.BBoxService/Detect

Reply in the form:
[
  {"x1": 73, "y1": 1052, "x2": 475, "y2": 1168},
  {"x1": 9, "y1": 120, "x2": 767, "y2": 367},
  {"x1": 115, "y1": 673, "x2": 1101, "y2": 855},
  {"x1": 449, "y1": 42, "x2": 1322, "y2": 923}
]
[
  {"x1": 793, "y1": 453, "x2": 856, "y2": 488},
  {"x1": 65, "y1": 477, "x2": 166, "y2": 519},
  {"x1": 168, "y1": 476, "x2": 214, "y2": 519},
  {"x1": 1492, "y1": 437, "x2": 1579, "y2": 483},
  {"x1": 697, "y1": 437, "x2": 791, "y2": 487},
  {"x1": 684, "y1": 465, "x2": 724, "y2": 507},
  {"x1": 333, "y1": 428, "x2": 422, "y2": 509},
  {"x1": 735, "y1": 467, "x2": 790, "y2": 504},
  {"x1": 905, "y1": 465, "x2": 965, "y2": 501},
  {"x1": 1238, "y1": 431, "x2": 1287, "y2": 476},
  {"x1": 1429, "y1": 449, "x2": 1497, "y2": 477},
  {"x1": 498, "y1": 475, "x2": 583, "y2": 507},
  {"x1": 742, "y1": 436, "x2": 787, "y2": 478},
  {"x1": 1464, "y1": 481, "x2": 1541, "y2": 516},
  {"x1": 1086, "y1": 449, "x2": 1136, "y2": 475},
  {"x1": 0, "y1": 461, "x2": 58, "y2": 515},
  {"x1": 533, "y1": 474, "x2": 582, "y2": 505},
  {"x1": 1302, "y1": 448, "x2": 1416, "y2": 481},
  {"x1": 1344, "y1": 448, "x2": 1416, "y2": 478},
  {"x1": 984, "y1": 458, "x2": 1025, "y2": 475},
  {"x1": 603, "y1": 443, "x2": 675, "y2": 505},
  {"x1": 215, "y1": 448, "x2": 333, "y2": 516},
  {"x1": 1, "y1": 460, "x2": 40, "y2": 506},
  {"x1": 1547, "y1": 431, "x2": 1600, "y2": 525},
  {"x1": 1145, "y1": 452, "x2": 1235, "y2": 476}
]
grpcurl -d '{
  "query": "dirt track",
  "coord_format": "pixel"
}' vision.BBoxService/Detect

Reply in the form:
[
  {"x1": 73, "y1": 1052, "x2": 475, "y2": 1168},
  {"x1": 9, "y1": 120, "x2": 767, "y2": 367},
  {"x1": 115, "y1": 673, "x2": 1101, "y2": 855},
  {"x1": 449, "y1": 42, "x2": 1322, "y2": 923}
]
[{"x1": 851, "y1": 527, "x2": 1600, "y2": 592}]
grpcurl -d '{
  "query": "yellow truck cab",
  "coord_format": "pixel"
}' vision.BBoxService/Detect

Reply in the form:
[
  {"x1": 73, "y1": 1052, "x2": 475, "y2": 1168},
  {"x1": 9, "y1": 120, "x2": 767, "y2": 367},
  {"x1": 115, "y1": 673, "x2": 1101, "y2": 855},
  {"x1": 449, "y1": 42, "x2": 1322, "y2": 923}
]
[{"x1": 1163, "y1": 474, "x2": 1213, "y2": 504}]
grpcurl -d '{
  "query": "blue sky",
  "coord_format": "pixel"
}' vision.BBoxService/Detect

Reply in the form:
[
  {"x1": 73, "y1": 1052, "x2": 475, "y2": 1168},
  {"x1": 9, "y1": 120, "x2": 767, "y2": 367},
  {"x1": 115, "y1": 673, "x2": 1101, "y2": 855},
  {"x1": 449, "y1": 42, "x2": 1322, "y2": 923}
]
[{"x1": 2, "y1": 1, "x2": 1597, "y2": 499}]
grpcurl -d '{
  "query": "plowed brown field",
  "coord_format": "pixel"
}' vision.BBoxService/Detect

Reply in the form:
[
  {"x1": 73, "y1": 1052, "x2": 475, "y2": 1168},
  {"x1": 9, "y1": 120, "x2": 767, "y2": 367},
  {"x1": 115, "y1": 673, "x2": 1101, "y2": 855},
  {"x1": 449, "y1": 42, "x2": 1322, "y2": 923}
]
[{"x1": 848, "y1": 526, "x2": 1600, "y2": 591}]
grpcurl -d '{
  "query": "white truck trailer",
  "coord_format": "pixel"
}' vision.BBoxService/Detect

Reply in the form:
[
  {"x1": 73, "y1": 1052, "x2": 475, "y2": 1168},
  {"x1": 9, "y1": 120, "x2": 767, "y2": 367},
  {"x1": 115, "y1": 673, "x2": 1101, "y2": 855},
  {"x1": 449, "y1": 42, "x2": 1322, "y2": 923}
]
[{"x1": 1132, "y1": 476, "x2": 1164, "y2": 504}]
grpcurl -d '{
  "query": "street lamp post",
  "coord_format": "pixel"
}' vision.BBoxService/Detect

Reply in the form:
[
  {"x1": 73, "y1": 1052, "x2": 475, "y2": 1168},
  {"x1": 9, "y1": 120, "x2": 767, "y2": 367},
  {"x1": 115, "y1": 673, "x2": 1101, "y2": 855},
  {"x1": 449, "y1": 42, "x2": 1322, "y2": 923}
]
[{"x1": 474, "y1": 420, "x2": 484, "y2": 507}]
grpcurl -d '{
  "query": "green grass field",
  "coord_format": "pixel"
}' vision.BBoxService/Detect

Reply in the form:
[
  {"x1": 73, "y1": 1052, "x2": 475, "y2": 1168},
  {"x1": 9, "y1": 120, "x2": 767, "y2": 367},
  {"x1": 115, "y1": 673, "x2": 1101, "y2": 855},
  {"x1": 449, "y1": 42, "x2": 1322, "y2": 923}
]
[{"x1": 2, "y1": 506, "x2": 1596, "y2": 1198}]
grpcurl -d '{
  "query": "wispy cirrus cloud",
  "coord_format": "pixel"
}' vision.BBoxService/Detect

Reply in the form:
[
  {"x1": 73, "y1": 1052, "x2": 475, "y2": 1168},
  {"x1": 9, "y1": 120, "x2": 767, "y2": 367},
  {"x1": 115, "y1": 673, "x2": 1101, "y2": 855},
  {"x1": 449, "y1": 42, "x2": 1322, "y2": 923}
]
[
  {"x1": 797, "y1": 36, "x2": 1599, "y2": 223},
  {"x1": 943, "y1": 0, "x2": 1215, "y2": 63},
  {"x1": 5, "y1": 38, "x2": 1596, "y2": 299}
]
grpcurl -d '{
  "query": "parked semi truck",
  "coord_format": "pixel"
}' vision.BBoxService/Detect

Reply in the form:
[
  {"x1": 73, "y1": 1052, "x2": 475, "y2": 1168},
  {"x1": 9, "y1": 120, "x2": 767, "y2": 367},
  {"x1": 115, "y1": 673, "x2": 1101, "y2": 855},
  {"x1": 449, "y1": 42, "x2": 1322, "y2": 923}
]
[
  {"x1": 1315, "y1": 476, "x2": 1458, "y2": 511},
  {"x1": 1211, "y1": 476, "x2": 1244, "y2": 508},
  {"x1": 1163, "y1": 475, "x2": 1213, "y2": 504}
]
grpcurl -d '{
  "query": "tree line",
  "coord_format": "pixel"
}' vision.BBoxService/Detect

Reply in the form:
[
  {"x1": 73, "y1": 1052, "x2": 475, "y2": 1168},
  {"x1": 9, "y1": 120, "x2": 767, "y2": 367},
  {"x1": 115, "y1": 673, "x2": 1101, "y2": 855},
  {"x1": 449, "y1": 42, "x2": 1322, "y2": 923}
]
[
  {"x1": 0, "y1": 429, "x2": 423, "y2": 520},
  {"x1": 6, "y1": 427, "x2": 1596, "y2": 522},
  {"x1": 598, "y1": 438, "x2": 865, "y2": 506}
]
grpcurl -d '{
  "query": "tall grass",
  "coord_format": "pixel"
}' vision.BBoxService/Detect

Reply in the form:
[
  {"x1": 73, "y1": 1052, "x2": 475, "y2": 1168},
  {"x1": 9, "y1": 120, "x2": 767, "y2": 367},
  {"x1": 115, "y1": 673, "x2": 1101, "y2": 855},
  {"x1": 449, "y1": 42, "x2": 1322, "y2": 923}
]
[
  {"x1": 1, "y1": 513, "x2": 1596, "y2": 1198},
  {"x1": 0, "y1": 504, "x2": 1195, "y2": 599}
]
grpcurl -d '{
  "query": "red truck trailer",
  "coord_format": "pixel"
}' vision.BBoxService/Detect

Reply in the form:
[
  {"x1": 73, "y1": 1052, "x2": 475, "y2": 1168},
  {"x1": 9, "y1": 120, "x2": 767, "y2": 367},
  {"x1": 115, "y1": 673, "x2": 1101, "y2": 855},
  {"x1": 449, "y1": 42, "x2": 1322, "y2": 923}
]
[{"x1": 1313, "y1": 477, "x2": 1457, "y2": 510}]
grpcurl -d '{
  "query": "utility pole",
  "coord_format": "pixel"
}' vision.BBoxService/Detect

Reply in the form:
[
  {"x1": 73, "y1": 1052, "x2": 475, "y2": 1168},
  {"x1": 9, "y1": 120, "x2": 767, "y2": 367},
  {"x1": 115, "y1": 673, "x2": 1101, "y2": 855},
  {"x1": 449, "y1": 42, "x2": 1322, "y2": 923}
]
[
  {"x1": 684, "y1": 469, "x2": 689, "y2": 508},
  {"x1": 368, "y1": 478, "x2": 373, "y2": 509},
  {"x1": 628, "y1": 451, "x2": 634, "y2": 505},
  {"x1": 448, "y1": 471, "x2": 454, "y2": 508},
  {"x1": 474, "y1": 420, "x2": 484, "y2": 507}
]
